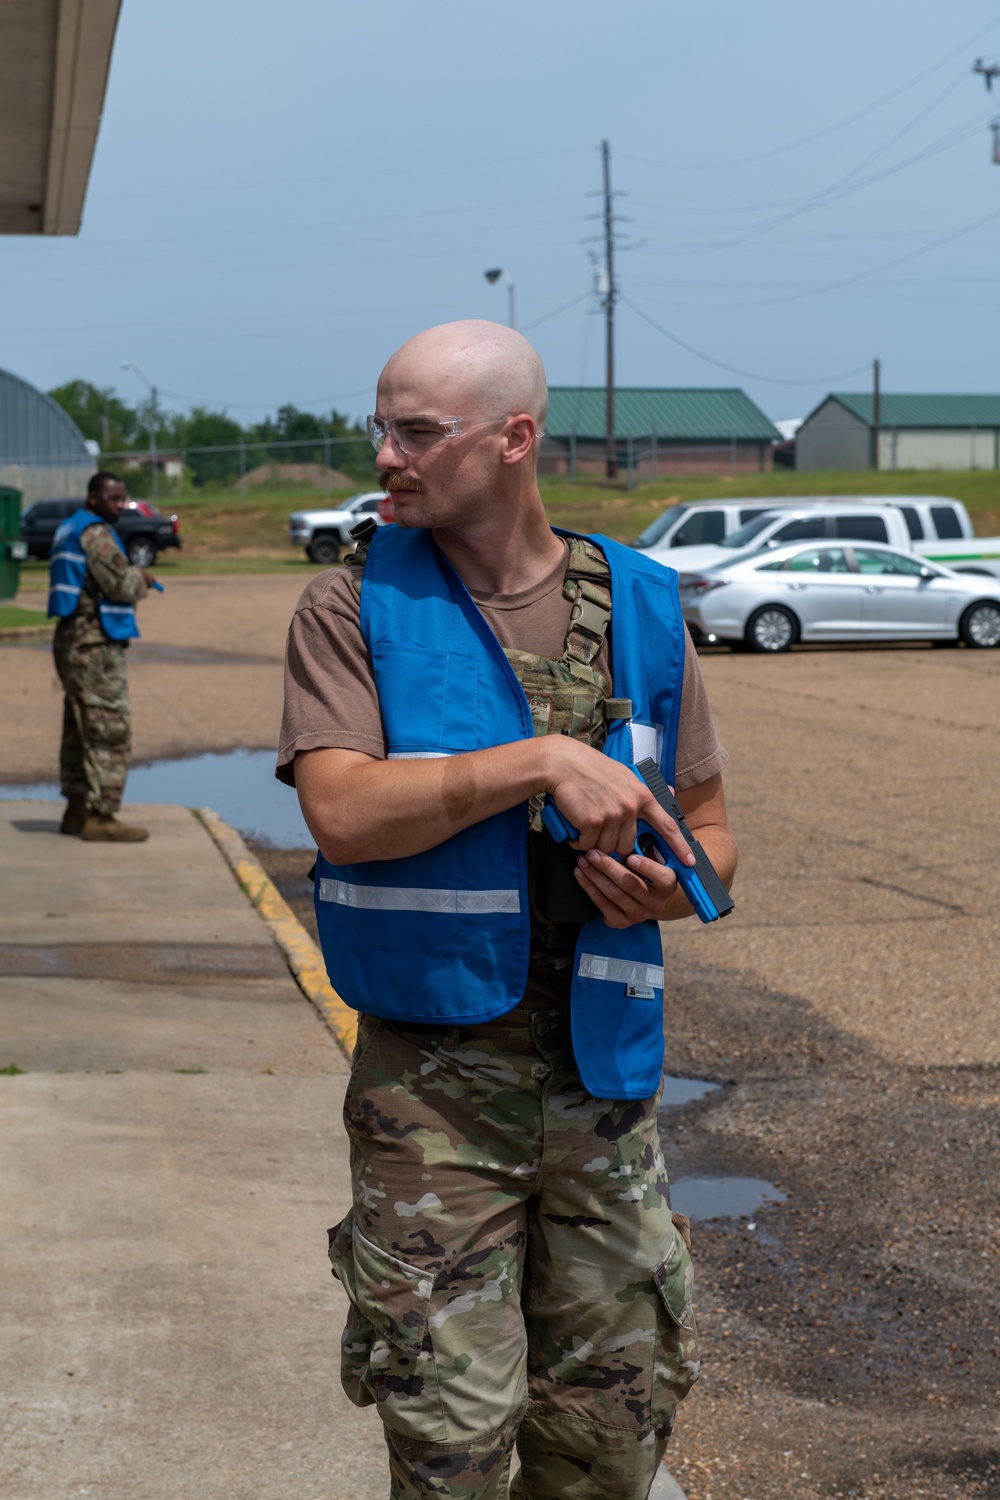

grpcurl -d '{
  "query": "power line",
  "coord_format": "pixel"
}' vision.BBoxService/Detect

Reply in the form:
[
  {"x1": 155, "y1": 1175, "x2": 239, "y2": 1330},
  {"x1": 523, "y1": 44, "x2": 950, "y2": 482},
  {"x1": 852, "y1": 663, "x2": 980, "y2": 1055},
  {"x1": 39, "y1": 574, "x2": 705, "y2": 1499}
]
[
  {"x1": 0, "y1": 192, "x2": 589, "y2": 257},
  {"x1": 618, "y1": 13, "x2": 1000, "y2": 171},
  {"x1": 89, "y1": 146, "x2": 591, "y2": 204},
  {"x1": 670, "y1": 198, "x2": 1000, "y2": 311},
  {"x1": 627, "y1": 95, "x2": 991, "y2": 262},
  {"x1": 620, "y1": 296, "x2": 871, "y2": 386},
  {"x1": 691, "y1": 81, "x2": 986, "y2": 254},
  {"x1": 520, "y1": 290, "x2": 591, "y2": 333}
]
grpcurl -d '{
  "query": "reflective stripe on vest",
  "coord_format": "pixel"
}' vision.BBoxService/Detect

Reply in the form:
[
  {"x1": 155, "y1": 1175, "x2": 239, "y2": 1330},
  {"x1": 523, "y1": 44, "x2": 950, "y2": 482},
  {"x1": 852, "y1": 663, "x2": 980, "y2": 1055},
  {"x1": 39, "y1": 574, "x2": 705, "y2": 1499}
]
[
  {"x1": 577, "y1": 952, "x2": 665, "y2": 989},
  {"x1": 314, "y1": 524, "x2": 687, "y2": 1100},
  {"x1": 318, "y1": 879, "x2": 520, "y2": 914}
]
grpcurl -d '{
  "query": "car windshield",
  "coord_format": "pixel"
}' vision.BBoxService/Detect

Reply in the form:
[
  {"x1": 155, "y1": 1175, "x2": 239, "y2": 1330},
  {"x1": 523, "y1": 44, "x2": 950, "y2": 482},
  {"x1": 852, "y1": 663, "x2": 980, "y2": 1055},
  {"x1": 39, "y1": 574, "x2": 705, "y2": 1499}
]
[
  {"x1": 633, "y1": 505, "x2": 688, "y2": 548},
  {"x1": 717, "y1": 513, "x2": 781, "y2": 549}
]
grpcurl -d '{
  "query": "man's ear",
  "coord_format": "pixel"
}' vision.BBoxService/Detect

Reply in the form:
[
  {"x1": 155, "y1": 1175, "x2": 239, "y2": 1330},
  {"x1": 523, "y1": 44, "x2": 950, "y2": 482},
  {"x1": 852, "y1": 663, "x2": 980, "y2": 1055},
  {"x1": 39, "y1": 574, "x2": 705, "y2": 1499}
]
[{"x1": 500, "y1": 414, "x2": 538, "y2": 466}]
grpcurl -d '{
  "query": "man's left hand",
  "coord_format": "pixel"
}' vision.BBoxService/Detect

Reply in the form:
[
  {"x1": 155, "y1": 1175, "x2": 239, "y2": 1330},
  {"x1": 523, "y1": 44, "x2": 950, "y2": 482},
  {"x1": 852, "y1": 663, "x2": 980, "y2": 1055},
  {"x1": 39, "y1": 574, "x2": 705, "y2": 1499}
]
[{"x1": 574, "y1": 847, "x2": 676, "y2": 930}]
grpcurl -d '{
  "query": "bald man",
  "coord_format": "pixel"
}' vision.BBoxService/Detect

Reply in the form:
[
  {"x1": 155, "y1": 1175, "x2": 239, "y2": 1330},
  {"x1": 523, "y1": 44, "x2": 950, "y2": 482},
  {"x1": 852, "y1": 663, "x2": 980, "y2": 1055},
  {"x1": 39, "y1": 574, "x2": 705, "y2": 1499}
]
[{"x1": 278, "y1": 321, "x2": 737, "y2": 1499}]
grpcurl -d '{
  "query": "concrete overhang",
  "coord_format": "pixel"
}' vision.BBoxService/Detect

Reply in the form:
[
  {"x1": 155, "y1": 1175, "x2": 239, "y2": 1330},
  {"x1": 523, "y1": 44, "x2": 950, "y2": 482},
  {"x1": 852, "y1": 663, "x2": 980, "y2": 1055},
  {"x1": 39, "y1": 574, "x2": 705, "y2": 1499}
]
[{"x1": 0, "y1": 0, "x2": 122, "y2": 235}]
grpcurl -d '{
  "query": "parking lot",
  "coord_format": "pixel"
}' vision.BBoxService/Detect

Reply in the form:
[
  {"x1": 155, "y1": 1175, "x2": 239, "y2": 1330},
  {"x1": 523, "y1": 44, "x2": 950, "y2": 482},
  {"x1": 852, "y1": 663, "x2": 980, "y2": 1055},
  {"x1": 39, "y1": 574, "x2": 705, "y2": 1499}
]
[{"x1": 2, "y1": 574, "x2": 998, "y2": 1499}]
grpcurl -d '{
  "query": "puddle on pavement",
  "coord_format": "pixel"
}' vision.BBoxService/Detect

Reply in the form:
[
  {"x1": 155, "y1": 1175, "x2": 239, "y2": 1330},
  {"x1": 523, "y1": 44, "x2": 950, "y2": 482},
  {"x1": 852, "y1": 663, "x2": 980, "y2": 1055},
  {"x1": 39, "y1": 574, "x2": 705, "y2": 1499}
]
[
  {"x1": 670, "y1": 1175, "x2": 787, "y2": 1222},
  {"x1": 658, "y1": 1077, "x2": 787, "y2": 1221},
  {"x1": 659, "y1": 1075, "x2": 721, "y2": 1108},
  {"x1": 0, "y1": 748, "x2": 309, "y2": 848}
]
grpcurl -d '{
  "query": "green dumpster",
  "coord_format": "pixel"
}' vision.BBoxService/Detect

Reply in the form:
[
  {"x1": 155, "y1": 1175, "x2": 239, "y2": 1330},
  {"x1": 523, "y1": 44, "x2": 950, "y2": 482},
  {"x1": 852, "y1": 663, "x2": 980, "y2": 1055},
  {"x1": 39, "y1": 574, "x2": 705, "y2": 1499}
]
[{"x1": 0, "y1": 487, "x2": 26, "y2": 602}]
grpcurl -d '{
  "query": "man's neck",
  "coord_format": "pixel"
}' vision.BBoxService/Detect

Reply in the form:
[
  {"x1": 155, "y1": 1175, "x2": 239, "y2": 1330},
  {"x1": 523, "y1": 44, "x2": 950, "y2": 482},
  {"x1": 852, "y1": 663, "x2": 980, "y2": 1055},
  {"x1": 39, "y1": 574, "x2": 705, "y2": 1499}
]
[
  {"x1": 431, "y1": 502, "x2": 566, "y2": 596},
  {"x1": 434, "y1": 507, "x2": 566, "y2": 594}
]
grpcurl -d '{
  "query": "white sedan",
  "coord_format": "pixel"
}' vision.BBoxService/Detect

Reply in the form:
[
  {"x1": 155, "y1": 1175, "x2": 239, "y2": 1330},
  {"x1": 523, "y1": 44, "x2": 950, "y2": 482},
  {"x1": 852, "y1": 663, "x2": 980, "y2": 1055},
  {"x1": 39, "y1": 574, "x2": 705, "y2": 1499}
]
[{"x1": 678, "y1": 541, "x2": 1000, "y2": 652}]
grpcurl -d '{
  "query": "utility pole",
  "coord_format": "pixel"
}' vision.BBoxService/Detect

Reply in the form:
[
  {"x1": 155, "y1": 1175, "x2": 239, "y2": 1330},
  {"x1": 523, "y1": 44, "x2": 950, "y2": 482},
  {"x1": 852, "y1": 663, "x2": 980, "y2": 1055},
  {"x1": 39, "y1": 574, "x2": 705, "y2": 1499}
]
[
  {"x1": 150, "y1": 384, "x2": 159, "y2": 502},
  {"x1": 602, "y1": 139, "x2": 617, "y2": 480},
  {"x1": 872, "y1": 358, "x2": 881, "y2": 472}
]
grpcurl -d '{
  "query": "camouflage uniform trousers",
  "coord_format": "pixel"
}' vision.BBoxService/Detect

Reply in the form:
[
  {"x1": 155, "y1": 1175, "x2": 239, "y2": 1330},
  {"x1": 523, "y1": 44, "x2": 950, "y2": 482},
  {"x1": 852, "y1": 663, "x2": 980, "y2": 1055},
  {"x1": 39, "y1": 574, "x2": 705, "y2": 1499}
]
[
  {"x1": 328, "y1": 1004, "x2": 700, "y2": 1500},
  {"x1": 53, "y1": 629, "x2": 132, "y2": 816}
]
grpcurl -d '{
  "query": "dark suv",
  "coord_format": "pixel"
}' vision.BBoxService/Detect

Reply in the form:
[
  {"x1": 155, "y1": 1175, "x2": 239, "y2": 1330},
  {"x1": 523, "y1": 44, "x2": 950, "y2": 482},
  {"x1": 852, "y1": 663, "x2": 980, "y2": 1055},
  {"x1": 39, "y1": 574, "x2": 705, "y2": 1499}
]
[{"x1": 21, "y1": 498, "x2": 182, "y2": 567}]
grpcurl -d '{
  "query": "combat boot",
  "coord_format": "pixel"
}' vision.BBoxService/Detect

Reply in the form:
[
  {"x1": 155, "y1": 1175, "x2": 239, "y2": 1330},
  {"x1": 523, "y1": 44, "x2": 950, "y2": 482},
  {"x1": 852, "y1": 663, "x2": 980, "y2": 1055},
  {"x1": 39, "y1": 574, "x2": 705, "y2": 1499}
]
[
  {"x1": 80, "y1": 814, "x2": 149, "y2": 843},
  {"x1": 60, "y1": 795, "x2": 89, "y2": 836}
]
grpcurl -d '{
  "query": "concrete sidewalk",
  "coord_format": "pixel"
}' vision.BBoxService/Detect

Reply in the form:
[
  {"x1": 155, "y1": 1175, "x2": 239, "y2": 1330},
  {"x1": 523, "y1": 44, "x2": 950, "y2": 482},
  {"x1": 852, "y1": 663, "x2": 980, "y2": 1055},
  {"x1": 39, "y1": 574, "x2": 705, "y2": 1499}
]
[{"x1": 0, "y1": 801, "x2": 389, "y2": 1500}]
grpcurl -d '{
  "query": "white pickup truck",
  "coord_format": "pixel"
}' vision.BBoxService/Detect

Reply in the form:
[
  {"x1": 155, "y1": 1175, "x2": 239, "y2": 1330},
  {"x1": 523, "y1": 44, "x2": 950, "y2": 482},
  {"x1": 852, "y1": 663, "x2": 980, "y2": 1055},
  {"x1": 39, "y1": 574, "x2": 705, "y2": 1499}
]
[
  {"x1": 288, "y1": 491, "x2": 387, "y2": 564},
  {"x1": 633, "y1": 494, "x2": 1000, "y2": 579}
]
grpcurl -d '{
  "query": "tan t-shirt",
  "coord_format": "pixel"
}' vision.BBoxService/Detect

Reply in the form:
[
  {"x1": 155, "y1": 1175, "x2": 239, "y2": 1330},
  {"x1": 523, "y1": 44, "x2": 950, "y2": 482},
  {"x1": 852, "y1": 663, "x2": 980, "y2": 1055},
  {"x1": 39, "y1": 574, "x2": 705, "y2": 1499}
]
[{"x1": 277, "y1": 540, "x2": 727, "y2": 789}]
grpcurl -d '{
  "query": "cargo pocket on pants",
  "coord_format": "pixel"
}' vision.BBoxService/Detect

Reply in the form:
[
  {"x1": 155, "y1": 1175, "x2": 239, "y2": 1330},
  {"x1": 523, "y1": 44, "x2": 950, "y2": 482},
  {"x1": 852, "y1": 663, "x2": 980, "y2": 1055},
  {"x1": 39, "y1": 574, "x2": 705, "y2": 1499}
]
[
  {"x1": 651, "y1": 1220, "x2": 702, "y2": 1431},
  {"x1": 328, "y1": 1214, "x2": 443, "y2": 1441}
]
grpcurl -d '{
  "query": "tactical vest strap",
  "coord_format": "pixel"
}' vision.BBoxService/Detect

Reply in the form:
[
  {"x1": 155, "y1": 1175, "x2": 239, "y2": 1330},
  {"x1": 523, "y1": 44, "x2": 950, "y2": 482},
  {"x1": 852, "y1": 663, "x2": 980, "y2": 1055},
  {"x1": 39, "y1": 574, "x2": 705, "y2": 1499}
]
[
  {"x1": 561, "y1": 537, "x2": 612, "y2": 669},
  {"x1": 345, "y1": 517, "x2": 379, "y2": 571}
]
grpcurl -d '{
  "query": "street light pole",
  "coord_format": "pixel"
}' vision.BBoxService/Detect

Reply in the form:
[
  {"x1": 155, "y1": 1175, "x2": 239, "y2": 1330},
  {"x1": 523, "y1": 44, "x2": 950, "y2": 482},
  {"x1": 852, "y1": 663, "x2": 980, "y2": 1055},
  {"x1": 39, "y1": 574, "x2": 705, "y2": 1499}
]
[
  {"x1": 122, "y1": 362, "x2": 159, "y2": 502},
  {"x1": 484, "y1": 268, "x2": 516, "y2": 329}
]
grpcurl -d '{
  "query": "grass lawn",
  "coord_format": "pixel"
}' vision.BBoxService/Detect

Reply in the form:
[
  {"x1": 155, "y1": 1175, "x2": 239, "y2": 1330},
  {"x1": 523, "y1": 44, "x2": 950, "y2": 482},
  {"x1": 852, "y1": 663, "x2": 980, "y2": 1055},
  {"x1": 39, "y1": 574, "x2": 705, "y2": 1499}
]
[
  {"x1": 170, "y1": 469, "x2": 1000, "y2": 567},
  {"x1": 16, "y1": 470, "x2": 1000, "y2": 578},
  {"x1": 0, "y1": 603, "x2": 49, "y2": 629}
]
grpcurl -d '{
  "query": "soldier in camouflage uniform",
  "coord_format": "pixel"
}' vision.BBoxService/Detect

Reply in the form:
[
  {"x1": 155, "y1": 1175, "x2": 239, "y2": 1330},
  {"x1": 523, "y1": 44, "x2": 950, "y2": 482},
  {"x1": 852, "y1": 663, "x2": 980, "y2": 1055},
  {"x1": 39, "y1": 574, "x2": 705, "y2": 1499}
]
[
  {"x1": 51, "y1": 472, "x2": 151, "y2": 842},
  {"x1": 280, "y1": 321, "x2": 737, "y2": 1498}
]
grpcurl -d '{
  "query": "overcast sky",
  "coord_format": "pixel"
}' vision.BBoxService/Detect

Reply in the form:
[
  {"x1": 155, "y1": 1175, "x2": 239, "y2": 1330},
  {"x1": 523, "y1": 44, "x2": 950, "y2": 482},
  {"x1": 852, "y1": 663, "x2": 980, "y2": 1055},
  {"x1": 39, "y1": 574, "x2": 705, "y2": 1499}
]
[{"x1": 2, "y1": 0, "x2": 999, "y2": 426}]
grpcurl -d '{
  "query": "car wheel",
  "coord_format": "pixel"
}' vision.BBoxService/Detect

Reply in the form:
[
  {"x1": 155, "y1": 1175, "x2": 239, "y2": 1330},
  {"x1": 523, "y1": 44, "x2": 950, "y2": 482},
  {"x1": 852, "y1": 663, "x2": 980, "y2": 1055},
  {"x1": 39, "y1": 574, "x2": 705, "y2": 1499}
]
[
  {"x1": 127, "y1": 537, "x2": 156, "y2": 567},
  {"x1": 745, "y1": 605, "x2": 798, "y2": 653},
  {"x1": 958, "y1": 600, "x2": 1000, "y2": 648},
  {"x1": 307, "y1": 535, "x2": 340, "y2": 565}
]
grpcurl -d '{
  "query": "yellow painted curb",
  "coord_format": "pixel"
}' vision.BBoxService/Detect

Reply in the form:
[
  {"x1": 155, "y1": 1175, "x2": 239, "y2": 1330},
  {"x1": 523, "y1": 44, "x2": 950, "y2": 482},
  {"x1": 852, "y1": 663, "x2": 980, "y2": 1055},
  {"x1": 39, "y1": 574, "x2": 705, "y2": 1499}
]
[{"x1": 195, "y1": 806, "x2": 357, "y2": 1060}]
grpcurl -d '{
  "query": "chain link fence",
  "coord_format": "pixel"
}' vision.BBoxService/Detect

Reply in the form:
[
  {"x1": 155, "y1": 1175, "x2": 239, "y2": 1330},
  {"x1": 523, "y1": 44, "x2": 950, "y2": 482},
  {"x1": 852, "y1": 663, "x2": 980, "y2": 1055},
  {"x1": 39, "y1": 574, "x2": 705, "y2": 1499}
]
[{"x1": 0, "y1": 436, "x2": 378, "y2": 505}]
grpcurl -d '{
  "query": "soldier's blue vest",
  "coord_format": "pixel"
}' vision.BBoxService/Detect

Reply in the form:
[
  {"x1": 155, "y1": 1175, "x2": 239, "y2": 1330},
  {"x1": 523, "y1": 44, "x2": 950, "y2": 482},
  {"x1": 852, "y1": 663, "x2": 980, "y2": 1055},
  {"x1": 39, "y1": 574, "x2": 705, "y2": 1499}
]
[
  {"x1": 314, "y1": 525, "x2": 686, "y2": 1101},
  {"x1": 48, "y1": 509, "x2": 139, "y2": 641}
]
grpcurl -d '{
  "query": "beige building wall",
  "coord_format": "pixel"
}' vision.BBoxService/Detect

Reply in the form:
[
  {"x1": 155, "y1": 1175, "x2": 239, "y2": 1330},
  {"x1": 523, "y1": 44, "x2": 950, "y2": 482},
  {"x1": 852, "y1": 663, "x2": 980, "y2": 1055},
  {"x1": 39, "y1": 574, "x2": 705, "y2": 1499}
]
[
  {"x1": 796, "y1": 401, "x2": 870, "y2": 471},
  {"x1": 1, "y1": 464, "x2": 89, "y2": 507},
  {"x1": 878, "y1": 427, "x2": 999, "y2": 471}
]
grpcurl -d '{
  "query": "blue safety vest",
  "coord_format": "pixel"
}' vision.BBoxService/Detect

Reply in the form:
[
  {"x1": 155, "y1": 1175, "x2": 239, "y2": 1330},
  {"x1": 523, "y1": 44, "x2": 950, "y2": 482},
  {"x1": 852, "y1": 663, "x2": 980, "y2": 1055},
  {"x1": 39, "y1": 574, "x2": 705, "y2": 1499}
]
[
  {"x1": 314, "y1": 526, "x2": 687, "y2": 1101},
  {"x1": 47, "y1": 509, "x2": 139, "y2": 641}
]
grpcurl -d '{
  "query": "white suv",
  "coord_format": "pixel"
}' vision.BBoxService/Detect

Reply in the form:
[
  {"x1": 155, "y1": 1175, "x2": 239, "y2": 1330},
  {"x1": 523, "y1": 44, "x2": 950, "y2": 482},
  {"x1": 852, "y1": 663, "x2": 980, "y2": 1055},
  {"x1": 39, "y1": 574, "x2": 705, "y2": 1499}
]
[{"x1": 289, "y1": 491, "x2": 386, "y2": 564}]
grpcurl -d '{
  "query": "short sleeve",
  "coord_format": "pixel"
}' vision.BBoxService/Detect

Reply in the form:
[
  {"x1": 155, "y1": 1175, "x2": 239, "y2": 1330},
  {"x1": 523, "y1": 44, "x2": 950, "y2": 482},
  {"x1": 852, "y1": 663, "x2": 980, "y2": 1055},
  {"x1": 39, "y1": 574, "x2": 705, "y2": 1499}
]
[
  {"x1": 276, "y1": 569, "x2": 387, "y2": 786},
  {"x1": 673, "y1": 629, "x2": 728, "y2": 791}
]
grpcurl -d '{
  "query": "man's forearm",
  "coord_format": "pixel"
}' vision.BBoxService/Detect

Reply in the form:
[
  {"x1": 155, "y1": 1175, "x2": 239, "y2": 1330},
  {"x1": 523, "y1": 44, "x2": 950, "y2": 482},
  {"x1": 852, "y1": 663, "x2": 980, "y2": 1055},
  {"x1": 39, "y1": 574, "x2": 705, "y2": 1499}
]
[{"x1": 296, "y1": 741, "x2": 553, "y2": 864}]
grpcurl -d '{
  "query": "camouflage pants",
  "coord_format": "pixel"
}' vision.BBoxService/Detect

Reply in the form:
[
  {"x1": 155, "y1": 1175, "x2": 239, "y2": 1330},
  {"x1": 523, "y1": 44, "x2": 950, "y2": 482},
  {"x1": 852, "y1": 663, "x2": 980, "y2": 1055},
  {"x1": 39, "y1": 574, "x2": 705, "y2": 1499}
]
[
  {"x1": 53, "y1": 635, "x2": 132, "y2": 816},
  {"x1": 329, "y1": 1005, "x2": 700, "y2": 1500}
]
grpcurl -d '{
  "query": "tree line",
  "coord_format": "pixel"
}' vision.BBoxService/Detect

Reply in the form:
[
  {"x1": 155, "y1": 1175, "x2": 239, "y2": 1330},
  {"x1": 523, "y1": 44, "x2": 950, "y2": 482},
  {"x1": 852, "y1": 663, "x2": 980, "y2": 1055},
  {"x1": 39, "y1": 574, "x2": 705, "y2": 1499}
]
[{"x1": 49, "y1": 379, "x2": 375, "y2": 491}]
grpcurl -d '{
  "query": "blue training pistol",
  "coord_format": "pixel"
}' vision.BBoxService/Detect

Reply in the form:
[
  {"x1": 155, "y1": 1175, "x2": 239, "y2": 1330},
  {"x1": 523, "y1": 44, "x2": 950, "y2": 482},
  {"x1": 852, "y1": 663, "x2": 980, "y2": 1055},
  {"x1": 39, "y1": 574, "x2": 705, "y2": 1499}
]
[{"x1": 539, "y1": 755, "x2": 734, "y2": 924}]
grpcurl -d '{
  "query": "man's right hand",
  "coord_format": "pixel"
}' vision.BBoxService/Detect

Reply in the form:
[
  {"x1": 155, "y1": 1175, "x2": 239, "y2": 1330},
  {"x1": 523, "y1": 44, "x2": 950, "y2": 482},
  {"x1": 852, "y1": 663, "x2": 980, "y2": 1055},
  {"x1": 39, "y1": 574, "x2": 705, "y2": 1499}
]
[{"x1": 543, "y1": 735, "x2": 695, "y2": 867}]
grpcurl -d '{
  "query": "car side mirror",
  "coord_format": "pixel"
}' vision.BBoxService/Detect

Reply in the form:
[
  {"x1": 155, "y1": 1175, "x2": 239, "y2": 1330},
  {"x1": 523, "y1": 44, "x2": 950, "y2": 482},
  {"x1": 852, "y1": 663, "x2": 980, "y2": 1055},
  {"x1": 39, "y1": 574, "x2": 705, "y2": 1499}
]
[
  {"x1": 919, "y1": 566, "x2": 933, "y2": 579},
  {"x1": 765, "y1": 538, "x2": 779, "y2": 548}
]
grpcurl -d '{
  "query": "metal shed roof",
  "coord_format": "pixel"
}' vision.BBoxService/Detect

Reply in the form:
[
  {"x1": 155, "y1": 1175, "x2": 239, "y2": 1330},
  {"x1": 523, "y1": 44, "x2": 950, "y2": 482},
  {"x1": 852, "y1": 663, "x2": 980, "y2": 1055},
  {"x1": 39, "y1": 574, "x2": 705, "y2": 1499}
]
[
  {"x1": 823, "y1": 393, "x2": 1000, "y2": 429},
  {"x1": 0, "y1": 367, "x2": 90, "y2": 462},
  {"x1": 546, "y1": 388, "x2": 780, "y2": 442}
]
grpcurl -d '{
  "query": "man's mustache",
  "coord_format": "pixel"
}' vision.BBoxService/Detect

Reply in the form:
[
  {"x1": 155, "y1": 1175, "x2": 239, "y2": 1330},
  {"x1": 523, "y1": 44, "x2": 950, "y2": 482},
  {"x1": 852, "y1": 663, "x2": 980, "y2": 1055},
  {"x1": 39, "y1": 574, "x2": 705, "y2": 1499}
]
[{"x1": 379, "y1": 474, "x2": 426, "y2": 494}]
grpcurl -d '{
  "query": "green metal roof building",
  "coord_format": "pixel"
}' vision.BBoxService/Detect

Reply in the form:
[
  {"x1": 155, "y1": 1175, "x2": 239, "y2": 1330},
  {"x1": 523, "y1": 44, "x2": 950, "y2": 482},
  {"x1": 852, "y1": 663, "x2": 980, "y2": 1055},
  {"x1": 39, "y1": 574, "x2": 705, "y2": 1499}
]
[
  {"x1": 541, "y1": 387, "x2": 781, "y2": 478},
  {"x1": 797, "y1": 393, "x2": 1000, "y2": 472}
]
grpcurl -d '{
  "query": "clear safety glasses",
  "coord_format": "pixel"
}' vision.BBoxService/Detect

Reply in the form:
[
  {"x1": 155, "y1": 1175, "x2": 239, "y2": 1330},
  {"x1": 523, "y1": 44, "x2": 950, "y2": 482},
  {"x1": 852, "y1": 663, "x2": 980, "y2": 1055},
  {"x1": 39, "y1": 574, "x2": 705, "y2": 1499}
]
[{"x1": 366, "y1": 414, "x2": 512, "y2": 456}]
